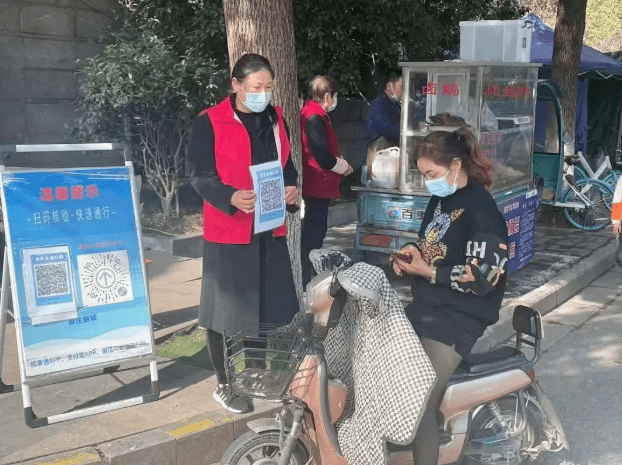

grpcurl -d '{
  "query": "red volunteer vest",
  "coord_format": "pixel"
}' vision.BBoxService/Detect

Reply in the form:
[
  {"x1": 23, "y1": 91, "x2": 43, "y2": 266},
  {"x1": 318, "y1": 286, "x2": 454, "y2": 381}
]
[
  {"x1": 201, "y1": 97, "x2": 290, "y2": 244},
  {"x1": 300, "y1": 100, "x2": 342, "y2": 199}
]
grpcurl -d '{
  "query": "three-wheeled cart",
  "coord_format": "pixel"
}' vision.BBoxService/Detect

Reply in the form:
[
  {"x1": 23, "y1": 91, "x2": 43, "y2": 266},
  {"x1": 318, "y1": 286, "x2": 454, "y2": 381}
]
[
  {"x1": 353, "y1": 61, "x2": 542, "y2": 273},
  {"x1": 533, "y1": 80, "x2": 615, "y2": 231}
]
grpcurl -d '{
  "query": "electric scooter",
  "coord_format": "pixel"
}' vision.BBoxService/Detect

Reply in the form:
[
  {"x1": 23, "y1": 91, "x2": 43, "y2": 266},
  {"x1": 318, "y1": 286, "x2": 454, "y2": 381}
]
[{"x1": 219, "y1": 259, "x2": 568, "y2": 465}]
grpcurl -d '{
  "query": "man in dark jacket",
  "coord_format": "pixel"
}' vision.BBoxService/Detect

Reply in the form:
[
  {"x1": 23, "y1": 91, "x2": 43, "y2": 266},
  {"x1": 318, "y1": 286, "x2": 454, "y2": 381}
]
[{"x1": 365, "y1": 71, "x2": 403, "y2": 177}]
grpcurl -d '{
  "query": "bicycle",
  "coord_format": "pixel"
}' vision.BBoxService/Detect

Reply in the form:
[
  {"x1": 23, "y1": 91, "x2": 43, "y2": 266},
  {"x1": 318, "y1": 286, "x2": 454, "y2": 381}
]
[
  {"x1": 559, "y1": 153, "x2": 614, "y2": 230},
  {"x1": 575, "y1": 136, "x2": 622, "y2": 189}
]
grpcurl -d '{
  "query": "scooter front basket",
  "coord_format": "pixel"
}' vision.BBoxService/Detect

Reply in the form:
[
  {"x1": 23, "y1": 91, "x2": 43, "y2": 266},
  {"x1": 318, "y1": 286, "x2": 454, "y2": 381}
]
[{"x1": 223, "y1": 324, "x2": 309, "y2": 400}]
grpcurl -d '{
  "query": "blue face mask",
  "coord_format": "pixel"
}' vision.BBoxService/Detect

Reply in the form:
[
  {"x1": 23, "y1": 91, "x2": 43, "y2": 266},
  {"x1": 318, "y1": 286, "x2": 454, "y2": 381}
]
[
  {"x1": 243, "y1": 91, "x2": 272, "y2": 113},
  {"x1": 425, "y1": 168, "x2": 458, "y2": 197}
]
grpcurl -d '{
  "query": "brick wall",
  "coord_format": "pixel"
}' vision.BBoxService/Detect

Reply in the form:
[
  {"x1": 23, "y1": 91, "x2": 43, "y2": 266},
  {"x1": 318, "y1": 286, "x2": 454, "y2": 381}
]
[{"x1": 0, "y1": 0, "x2": 120, "y2": 167}]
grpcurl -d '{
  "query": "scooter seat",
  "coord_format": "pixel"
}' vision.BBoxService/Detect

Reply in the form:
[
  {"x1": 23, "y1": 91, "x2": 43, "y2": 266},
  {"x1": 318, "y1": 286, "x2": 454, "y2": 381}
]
[{"x1": 456, "y1": 346, "x2": 528, "y2": 375}]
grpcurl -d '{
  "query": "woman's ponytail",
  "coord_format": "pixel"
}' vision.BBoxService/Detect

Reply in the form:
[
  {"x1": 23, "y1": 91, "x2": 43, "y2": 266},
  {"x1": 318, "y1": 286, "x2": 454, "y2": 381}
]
[
  {"x1": 454, "y1": 127, "x2": 493, "y2": 188},
  {"x1": 416, "y1": 128, "x2": 494, "y2": 188}
]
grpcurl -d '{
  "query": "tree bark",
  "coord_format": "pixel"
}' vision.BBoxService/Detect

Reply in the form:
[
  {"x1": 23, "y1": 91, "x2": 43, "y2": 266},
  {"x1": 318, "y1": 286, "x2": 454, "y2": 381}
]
[
  {"x1": 222, "y1": 0, "x2": 304, "y2": 300},
  {"x1": 550, "y1": 0, "x2": 588, "y2": 156}
]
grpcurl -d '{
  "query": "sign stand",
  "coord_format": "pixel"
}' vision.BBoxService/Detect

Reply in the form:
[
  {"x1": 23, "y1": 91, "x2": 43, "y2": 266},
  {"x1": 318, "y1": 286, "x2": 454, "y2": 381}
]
[
  {"x1": 0, "y1": 251, "x2": 15, "y2": 394},
  {"x1": 0, "y1": 144, "x2": 159, "y2": 427}
]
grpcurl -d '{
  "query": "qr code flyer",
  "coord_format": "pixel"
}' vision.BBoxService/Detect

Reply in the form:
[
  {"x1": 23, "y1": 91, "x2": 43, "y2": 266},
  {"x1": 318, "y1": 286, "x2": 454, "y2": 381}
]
[
  {"x1": 21, "y1": 245, "x2": 78, "y2": 325},
  {"x1": 77, "y1": 250, "x2": 134, "y2": 307},
  {"x1": 259, "y1": 178, "x2": 284, "y2": 214}
]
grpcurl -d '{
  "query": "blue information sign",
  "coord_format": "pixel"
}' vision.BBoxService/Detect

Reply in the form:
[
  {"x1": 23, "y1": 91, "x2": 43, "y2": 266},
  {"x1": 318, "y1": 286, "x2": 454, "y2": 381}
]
[
  {"x1": 498, "y1": 189, "x2": 539, "y2": 273},
  {"x1": 1, "y1": 167, "x2": 153, "y2": 380}
]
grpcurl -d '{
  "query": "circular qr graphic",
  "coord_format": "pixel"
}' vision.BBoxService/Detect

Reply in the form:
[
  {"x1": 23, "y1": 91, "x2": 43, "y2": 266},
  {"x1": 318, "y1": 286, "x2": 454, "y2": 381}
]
[
  {"x1": 78, "y1": 251, "x2": 133, "y2": 306},
  {"x1": 95, "y1": 267, "x2": 117, "y2": 289}
]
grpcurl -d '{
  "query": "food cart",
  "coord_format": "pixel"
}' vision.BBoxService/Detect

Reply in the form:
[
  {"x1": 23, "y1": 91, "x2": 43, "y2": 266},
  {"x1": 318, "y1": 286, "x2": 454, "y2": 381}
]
[{"x1": 353, "y1": 61, "x2": 542, "y2": 273}]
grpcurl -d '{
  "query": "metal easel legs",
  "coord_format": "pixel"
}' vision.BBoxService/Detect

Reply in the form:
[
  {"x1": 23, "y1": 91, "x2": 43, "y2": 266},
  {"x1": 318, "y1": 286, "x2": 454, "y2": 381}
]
[{"x1": 0, "y1": 248, "x2": 15, "y2": 394}]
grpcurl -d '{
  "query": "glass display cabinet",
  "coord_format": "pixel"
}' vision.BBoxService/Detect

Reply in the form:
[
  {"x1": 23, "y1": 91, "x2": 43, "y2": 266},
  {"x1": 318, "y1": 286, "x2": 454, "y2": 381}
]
[{"x1": 399, "y1": 61, "x2": 540, "y2": 197}]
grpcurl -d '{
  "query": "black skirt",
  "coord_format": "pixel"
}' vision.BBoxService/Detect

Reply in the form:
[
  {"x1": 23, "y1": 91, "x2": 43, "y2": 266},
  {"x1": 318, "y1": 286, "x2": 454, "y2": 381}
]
[
  {"x1": 198, "y1": 233, "x2": 300, "y2": 333},
  {"x1": 405, "y1": 302, "x2": 488, "y2": 359}
]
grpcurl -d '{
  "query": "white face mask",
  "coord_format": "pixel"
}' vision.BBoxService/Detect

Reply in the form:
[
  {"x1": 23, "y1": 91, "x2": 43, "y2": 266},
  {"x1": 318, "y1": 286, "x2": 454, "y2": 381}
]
[
  {"x1": 328, "y1": 94, "x2": 338, "y2": 112},
  {"x1": 243, "y1": 91, "x2": 272, "y2": 113},
  {"x1": 424, "y1": 168, "x2": 458, "y2": 197}
]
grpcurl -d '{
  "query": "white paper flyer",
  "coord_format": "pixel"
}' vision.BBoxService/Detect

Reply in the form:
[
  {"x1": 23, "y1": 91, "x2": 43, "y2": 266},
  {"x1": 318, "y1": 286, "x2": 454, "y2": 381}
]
[{"x1": 249, "y1": 160, "x2": 286, "y2": 234}]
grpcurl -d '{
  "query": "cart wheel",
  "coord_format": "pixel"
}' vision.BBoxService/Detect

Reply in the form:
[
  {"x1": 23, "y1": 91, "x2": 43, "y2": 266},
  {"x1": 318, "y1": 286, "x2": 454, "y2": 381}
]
[
  {"x1": 562, "y1": 178, "x2": 614, "y2": 231},
  {"x1": 573, "y1": 166, "x2": 587, "y2": 184}
]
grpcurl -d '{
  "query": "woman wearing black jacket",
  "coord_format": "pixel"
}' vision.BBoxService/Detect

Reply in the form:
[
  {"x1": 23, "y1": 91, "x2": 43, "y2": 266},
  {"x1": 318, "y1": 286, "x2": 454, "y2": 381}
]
[{"x1": 391, "y1": 128, "x2": 509, "y2": 465}]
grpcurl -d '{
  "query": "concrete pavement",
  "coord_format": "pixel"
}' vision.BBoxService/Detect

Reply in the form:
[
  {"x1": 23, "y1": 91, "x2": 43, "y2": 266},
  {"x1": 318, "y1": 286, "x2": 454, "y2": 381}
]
[
  {"x1": 530, "y1": 264, "x2": 622, "y2": 465},
  {"x1": 0, "y1": 219, "x2": 618, "y2": 465}
]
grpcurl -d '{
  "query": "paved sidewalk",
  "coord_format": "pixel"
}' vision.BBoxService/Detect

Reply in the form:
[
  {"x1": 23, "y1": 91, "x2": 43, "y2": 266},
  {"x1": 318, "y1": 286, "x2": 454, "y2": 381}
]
[{"x1": 0, "y1": 221, "x2": 617, "y2": 465}]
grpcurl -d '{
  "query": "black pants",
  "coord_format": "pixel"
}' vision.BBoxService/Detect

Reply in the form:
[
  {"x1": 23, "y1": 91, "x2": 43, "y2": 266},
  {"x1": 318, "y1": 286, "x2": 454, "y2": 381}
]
[
  {"x1": 301, "y1": 196, "x2": 331, "y2": 286},
  {"x1": 206, "y1": 329, "x2": 227, "y2": 385}
]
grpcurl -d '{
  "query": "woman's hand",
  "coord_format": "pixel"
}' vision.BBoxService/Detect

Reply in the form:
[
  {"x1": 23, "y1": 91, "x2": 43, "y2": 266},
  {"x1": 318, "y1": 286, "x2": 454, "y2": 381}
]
[
  {"x1": 231, "y1": 189, "x2": 256, "y2": 214},
  {"x1": 614, "y1": 222, "x2": 621, "y2": 236},
  {"x1": 285, "y1": 185, "x2": 298, "y2": 205},
  {"x1": 390, "y1": 244, "x2": 434, "y2": 278}
]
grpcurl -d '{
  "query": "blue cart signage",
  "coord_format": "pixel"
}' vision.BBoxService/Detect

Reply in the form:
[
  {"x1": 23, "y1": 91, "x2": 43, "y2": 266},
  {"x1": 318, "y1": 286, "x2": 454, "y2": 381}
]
[
  {"x1": 499, "y1": 190, "x2": 539, "y2": 273},
  {"x1": 1, "y1": 167, "x2": 153, "y2": 380},
  {"x1": 358, "y1": 192, "x2": 430, "y2": 232}
]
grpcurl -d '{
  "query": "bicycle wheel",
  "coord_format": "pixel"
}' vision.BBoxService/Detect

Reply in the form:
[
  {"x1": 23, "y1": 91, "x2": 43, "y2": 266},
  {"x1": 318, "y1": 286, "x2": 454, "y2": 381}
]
[
  {"x1": 562, "y1": 178, "x2": 614, "y2": 231},
  {"x1": 573, "y1": 166, "x2": 587, "y2": 183},
  {"x1": 604, "y1": 171, "x2": 618, "y2": 190}
]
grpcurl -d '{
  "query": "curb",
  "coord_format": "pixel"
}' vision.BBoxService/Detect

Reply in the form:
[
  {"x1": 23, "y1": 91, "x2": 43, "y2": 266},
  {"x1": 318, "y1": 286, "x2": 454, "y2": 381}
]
[
  {"x1": 472, "y1": 240, "x2": 616, "y2": 353},
  {"x1": 153, "y1": 318, "x2": 199, "y2": 345},
  {"x1": 142, "y1": 232, "x2": 203, "y2": 258},
  {"x1": 17, "y1": 404, "x2": 281, "y2": 465}
]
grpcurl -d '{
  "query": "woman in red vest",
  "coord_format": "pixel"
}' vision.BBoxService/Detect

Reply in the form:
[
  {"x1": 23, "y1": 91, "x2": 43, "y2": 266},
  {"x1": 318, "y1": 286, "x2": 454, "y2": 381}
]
[
  {"x1": 300, "y1": 76, "x2": 353, "y2": 285},
  {"x1": 187, "y1": 54, "x2": 299, "y2": 414}
]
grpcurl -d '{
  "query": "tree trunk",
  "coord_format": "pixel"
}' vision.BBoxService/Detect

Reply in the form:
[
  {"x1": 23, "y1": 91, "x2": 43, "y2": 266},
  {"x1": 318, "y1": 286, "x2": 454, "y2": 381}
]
[
  {"x1": 222, "y1": 0, "x2": 304, "y2": 300},
  {"x1": 550, "y1": 0, "x2": 588, "y2": 156},
  {"x1": 160, "y1": 196, "x2": 172, "y2": 219}
]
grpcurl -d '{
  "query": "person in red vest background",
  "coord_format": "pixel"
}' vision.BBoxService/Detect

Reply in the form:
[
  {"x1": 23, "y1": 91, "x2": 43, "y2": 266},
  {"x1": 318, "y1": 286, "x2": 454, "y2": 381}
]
[
  {"x1": 300, "y1": 76, "x2": 353, "y2": 285},
  {"x1": 187, "y1": 53, "x2": 299, "y2": 414}
]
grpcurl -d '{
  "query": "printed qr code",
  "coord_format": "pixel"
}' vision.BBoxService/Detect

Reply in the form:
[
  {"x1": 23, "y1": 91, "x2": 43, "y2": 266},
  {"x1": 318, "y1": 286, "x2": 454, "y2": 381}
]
[
  {"x1": 260, "y1": 179, "x2": 283, "y2": 213},
  {"x1": 34, "y1": 263, "x2": 69, "y2": 297}
]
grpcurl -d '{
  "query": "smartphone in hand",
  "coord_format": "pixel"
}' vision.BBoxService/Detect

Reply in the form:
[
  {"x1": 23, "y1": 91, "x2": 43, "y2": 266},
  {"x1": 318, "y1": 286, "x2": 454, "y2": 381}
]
[{"x1": 286, "y1": 203, "x2": 300, "y2": 214}]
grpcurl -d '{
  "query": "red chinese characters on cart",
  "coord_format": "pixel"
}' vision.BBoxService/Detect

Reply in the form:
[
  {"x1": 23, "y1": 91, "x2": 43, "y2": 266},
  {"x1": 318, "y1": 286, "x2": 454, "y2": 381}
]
[{"x1": 484, "y1": 85, "x2": 531, "y2": 99}]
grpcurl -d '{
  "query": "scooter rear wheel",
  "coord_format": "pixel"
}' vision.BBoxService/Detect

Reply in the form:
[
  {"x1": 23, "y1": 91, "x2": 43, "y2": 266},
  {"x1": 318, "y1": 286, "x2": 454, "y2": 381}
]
[
  {"x1": 462, "y1": 396, "x2": 543, "y2": 465},
  {"x1": 219, "y1": 431, "x2": 309, "y2": 465}
]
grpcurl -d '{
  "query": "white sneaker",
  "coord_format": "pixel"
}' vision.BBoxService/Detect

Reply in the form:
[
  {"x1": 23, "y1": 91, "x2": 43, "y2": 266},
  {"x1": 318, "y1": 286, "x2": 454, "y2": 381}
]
[{"x1": 213, "y1": 384, "x2": 253, "y2": 414}]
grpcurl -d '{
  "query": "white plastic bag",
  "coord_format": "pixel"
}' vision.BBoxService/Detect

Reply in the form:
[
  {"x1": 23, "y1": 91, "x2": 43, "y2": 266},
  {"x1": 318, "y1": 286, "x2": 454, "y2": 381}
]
[{"x1": 370, "y1": 147, "x2": 400, "y2": 189}]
